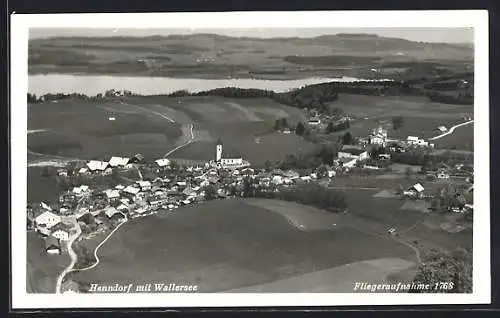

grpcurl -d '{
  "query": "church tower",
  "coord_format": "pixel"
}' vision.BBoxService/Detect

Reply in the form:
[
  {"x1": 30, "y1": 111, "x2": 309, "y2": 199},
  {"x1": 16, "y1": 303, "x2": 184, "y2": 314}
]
[{"x1": 216, "y1": 138, "x2": 223, "y2": 162}]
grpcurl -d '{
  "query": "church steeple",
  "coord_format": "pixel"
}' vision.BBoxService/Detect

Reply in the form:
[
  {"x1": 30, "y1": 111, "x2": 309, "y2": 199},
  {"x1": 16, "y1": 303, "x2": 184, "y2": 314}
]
[{"x1": 216, "y1": 138, "x2": 223, "y2": 162}]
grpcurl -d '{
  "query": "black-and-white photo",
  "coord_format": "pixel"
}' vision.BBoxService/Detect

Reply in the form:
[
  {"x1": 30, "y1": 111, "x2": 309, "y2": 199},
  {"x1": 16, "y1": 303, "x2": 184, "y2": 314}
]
[{"x1": 11, "y1": 11, "x2": 490, "y2": 308}]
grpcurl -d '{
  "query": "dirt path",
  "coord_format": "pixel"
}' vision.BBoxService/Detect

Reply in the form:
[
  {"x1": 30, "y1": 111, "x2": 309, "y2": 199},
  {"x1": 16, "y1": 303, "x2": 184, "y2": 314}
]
[
  {"x1": 429, "y1": 120, "x2": 474, "y2": 141},
  {"x1": 165, "y1": 123, "x2": 195, "y2": 158},
  {"x1": 55, "y1": 216, "x2": 81, "y2": 293},
  {"x1": 70, "y1": 218, "x2": 128, "y2": 274}
]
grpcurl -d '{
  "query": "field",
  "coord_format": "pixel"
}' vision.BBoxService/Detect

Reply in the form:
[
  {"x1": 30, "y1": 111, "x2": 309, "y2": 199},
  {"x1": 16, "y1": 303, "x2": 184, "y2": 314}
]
[
  {"x1": 326, "y1": 94, "x2": 473, "y2": 142},
  {"x1": 71, "y1": 199, "x2": 415, "y2": 292},
  {"x1": 432, "y1": 124, "x2": 474, "y2": 151},
  {"x1": 28, "y1": 96, "x2": 316, "y2": 166},
  {"x1": 27, "y1": 167, "x2": 61, "y2": 204},
  {"x1": 27, "y1": 232, "x2": 69, "y2": 293}
]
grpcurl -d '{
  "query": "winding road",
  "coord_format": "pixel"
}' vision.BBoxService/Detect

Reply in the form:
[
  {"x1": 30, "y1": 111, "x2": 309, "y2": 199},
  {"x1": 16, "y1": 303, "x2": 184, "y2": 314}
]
[
  {"x1": 164, "y1": 123, "x2": 195, "y2": 158},
  {"x1": 55, "y1": 216, "x2": 81, "y2": 293},
  {"x1": 429, "y1": 120, "x2": 474, "y2": 141},
  {"x1": 72, "y1": 218, "x2": 129, "y2": 273}
]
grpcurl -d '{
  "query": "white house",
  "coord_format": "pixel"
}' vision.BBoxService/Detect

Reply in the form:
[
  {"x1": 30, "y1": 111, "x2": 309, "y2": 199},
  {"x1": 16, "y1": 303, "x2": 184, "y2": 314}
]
[
  {"x1": 35, "y1": 211, "x2": 62, "y2": 230},
  {"x1": 57, "y1": 169, "x2": 68, "y2": 177},
  {"x1": 437, "y1": 172, "x2": 450, "y2": 179},
  {"x1": 123, "y1": 185, "x2": 141, "y2": 196},
  {"x1": 155, "y1": 158, "x2": 171, "y2": 167},
  {"x1": 78, "y1": 167, "x2": 90, "y2": 175},
  {"x1": 44, "y1": 237, "x2": 60, "y2": 255},
  {"x1": 338, "y1": 147, "x2": 369, "y2": 161},
  {"x1": 51, "y1": 229, "x2": 70, "y2": 241},
  {"x1": 136, "y1": 181, "x2": 152, "y2": 191},
  {"x1": 407, "y1": 136, "x2": 429, "y2": 147},
  {"x1": 109, "y1": 156, "x2": 130, "y2": 167},
  {"x1": 105, "y1": 189, "x2": 121, "y2": 200},
  {"x1": 40, "y1": 201, "x2": 52, "y2": 211},
  {"x1": 436, "y1": 126, "x2": 448, "y2": 132},
  {"x1": 87, "y1": 160, "x2": 109, "y2": 172},
  {"x1": 403, "y1": 183, "x2": 425, "y2": 196},
  {"x1": 336, "y1": 157, "x2": 358, "y2": 169}
]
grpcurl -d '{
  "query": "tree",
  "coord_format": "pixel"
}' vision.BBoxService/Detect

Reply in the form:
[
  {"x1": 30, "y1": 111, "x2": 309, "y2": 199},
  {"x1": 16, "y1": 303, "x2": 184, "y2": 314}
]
[
  {"x1": 392, "y1": 116, "x2": 405, "y2": 130},
  {"x1": 405, "y1": 167, "x2": 412, "y2": 178},
  {"x1": 204, "y1": 185, "x2": 217, "y2": 201},
  {"x1": 341, "y1": 132, "x2": 353, "y2": 145},
  {"x1": 264, "y1": 160, "x2": 273, "y2": 172},
  {"x1": 295, "y1": 122, "x2": 306, "y2": 136},
  {"x1": 411, "y1": 247, "x2": 472, "y2": 293}
]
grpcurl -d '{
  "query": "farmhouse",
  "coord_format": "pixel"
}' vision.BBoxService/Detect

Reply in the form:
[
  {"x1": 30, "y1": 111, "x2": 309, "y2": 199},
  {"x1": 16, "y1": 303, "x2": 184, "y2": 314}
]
[
  {"x1": 78, "y1": 167, "x2": 90, "y2": 175},
  {"x1": 123, "y1": 185, "x2": 141, "y2": 196},
  {"x1": 130, "y1": 153, "x2": 145, "y2": 163},
  {"x1": 336, "y1": 157, "x2": 358, "y2": 169},
  {"x1": 57, "y1": 169, "x2": 68, "y2": 177},
  {"x1": 51, "y1": 228, "x2": 70, "y2": 241},
  {"x1": 437, "y1": 172, "x2": 450, "y2": 179},
  {"x1": 136, "y1": 181, "x2": 152, "y2": 191},
  {"x1": 338, "y1": 147, "x2": 369, "y2": 161},
  {"x1": 44, "y1": 236, "x2": 61, "y2": 255},
  {"x1": 35, "y1": 211, "x2": 61, "y2": 230},
  {"x1": 109, "y1": 156, "x2": 130, "y2": 167},
  {"x1": 436, "y1": 126, "x2": 448, "y2": 133},
  {"x1": 105, "y1": 189, "x2": 121, "y2": 200},
  {"x1": 87, "y1": 160, "x2": 109, "y2": 172},
  {"x1": 406, "y1": 136, "x2": 429, "y2": 147},
  {"x1": 72, "y1": 185, "x2": 89, "y2": 195},
  {"x1": 403, "y1": 183, "x2": 425, "y2": 196},
  {"x1": 155, "y1": 158, "x2": 171, "y2": 167}
]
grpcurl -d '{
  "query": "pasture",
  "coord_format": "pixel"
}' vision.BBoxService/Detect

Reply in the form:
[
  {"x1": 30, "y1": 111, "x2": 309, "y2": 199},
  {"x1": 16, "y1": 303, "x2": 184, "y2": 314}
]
[
  {"x1": 27, "y1": 232, "x2": 69, "y2": 293},
  {"x1": 71, "y1": 199, "x2": 413, "y2": 292},
  {"x1": 432, "y1": 123, "x2": 474, "y2": 151},
  {"x1": 326, "y1": 94, "x2": 473, "y2": 141},
  {"x1": 27, "y1": 167, "x2": 61, "y2": 204}
]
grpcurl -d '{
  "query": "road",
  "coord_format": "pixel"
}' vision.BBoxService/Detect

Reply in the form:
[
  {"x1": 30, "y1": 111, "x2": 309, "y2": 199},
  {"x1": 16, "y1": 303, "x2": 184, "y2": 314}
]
[
  {"x1": 165, "y1": 123, "x2": 195, "y2": 158},
  {"x1": 55, "y1": 216, "x2": 81, "y2": 293},
  {"x1": 72, "y1": 218, "x2": 128, "y2": 273},
  {"x1": 429, "y1": 120, "x2": 474, "y2": 141}
]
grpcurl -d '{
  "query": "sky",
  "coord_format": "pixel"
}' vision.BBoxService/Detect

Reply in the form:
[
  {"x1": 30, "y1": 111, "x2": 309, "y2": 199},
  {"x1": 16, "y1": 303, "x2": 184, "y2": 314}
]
[{"x1": 30, "y1": 27, "x2": 474, "y2": 44}]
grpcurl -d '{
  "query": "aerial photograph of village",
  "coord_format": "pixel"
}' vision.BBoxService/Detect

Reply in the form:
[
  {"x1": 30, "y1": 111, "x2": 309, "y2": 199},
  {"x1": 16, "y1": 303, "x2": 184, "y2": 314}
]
[{"x1": 26, "y1": 26, "x2": 474, "y2": 294}]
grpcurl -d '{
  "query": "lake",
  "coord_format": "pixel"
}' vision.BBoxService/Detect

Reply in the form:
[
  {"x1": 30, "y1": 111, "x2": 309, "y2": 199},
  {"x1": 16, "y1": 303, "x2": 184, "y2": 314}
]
[{"x1": 29, "y1": 74, "x2": 385, "y2": 96}]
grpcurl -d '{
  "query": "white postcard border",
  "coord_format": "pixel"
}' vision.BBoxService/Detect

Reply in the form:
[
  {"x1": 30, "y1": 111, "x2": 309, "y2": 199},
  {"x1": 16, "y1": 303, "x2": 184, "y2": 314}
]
[{"x1": 11, "y1": 10, "x2": 490, "y2": 308}]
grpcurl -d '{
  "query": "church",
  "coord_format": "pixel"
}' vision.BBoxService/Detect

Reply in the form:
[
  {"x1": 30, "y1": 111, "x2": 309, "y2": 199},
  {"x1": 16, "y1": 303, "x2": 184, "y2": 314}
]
[{"x1": 214, "y1": 138, "x2": 250, "y2": 169}]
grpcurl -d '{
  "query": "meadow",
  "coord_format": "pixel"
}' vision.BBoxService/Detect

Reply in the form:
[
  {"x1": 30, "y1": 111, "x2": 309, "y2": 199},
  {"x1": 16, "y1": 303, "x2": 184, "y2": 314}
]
[
  {"x1": 326, "y1": 94, "x2": 473, "y2": 143},
  {"x1": 71, "y1": 199, "x2": 413, "y2": 292}
]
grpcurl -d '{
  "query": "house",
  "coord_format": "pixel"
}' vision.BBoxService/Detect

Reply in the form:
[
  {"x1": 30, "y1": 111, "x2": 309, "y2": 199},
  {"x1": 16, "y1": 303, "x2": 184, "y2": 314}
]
[
  {"x1": 129, "y1": 153, "x2": 145, "y2": 163},
  {"x1": 115, "y1": 184, "x2": 125, "y2": 190},
  {"x1": 241, "y1": 167, "x2": 255, "y2": 175},
  {"x1": 104, "y1": 207, "x2": 124, "y2": 219},
  {"x1": 136, "y1": 181, "x2": 152, "y2": 191},
  {"x1": 78, "y1": 167, "x2": 90, "y2": 175},
  {"x1": 338, "y1": 147, "x2": 369, "y2": 161},
  {"x1": 87, "y1": 160, "x2": 109, "y2": 172},
  {"x1": 437, "y1": 172, "x2": 450, "y2": 179},
  {"x1": 105, "y1": 189, "x2": 121, "y2": 200},
  {"x1": 403, "y1": 183, "x2": 425, "y2": 196},
  {"x1": 52, "y1": 229, "x2": 70, "y2": 241},
  {"x1": 57, "y1": 169, "x2": 68, "y2": 177},
  {"x1": 123, "y1": 185, "x2": 141, "y2": 196},
  {"x1": 282, "y1": 128, "x2": 291, "y2": 134},
  {"x1": 327, "y1": 170, "x2": 336, "y2": 178},
  {"x1": 134, "y1": 206, "x2": 148, "y2": 215},
  {"x1": 406, "y1": 136, "x2": 429, "y2": 147},
  {"x1": 336, "y1": 157, "x2": 358, "y2": 169},
  {"x1": 44, "y1": 236, "x2": 61, "y2": 255},
  {"x1": 363, "y1": 164, "x2": 380, "y2": 170},
  {"x1": 308, "y1": 118, "x2": 321, "y2": 125},
  {"x1": 436, "y1": 126, "x2": 448, "y2": 133},
  {"x1": 35, "y1": 211, "x2": 62, "y2": 230},
  {"x1": 378, "y1": 153, "x2": 391, "y2": 160},
  {"x1": 155, "y1": 158, "x2": 171, "y2": 167},
  {"x1": 72, "y1": 185, "x2": 89, "y2": 195},
  {"x1": 40, "y1": 201, "x2": 52, "y2": 211},
  {"x1": 116, "y1": 204, "x2": 129, "y2": 213},
  {"x1": 108, "y1": 156, "x2": 130, "y2": 167}
]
